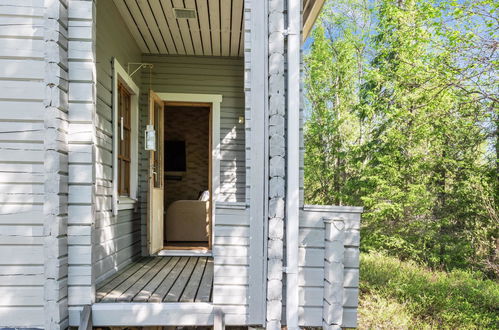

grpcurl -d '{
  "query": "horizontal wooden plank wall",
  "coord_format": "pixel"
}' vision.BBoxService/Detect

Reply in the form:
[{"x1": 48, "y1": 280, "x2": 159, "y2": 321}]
[
  {"x1": 139, "y1": 55, "x2": 246, "y2": 254},
  {"x1": 213, "y1": 203, "x2": 250, "y2": 325},
  {"x1": 141, "y1": 55, "x2": 246, "y2": 203},
  {"x1": 92, "y1": 0, "x2": 142, "y2": 283},
  {"x1": 0, "y1": 1, "x2": 68, "y2": 328},
  {"x1": 67, "y1": 0, "x2": 96, "y2": 326},
  {"x1": 298, "y1": 206, "x2": 362, "y2": 328}
]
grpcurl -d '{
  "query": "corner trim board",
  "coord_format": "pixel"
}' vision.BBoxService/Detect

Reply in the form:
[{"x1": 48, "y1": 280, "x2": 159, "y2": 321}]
[{"x1": 247, "y1": 0, "x2": 267, "y2": 324}]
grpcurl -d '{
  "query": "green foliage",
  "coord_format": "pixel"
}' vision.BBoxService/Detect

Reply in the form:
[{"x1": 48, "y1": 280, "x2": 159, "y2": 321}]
[
  {"x1": 359, "y1": 253, "x2": 499, "y2": 329},
  {"x1": 304, "y1": 0, "x2": 498, "y2": 277}
]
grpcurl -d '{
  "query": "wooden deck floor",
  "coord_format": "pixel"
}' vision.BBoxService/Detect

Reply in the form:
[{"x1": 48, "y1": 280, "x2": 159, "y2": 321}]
[{"x1": 96, "y1": 257, "x2": 213, "y2": 303}]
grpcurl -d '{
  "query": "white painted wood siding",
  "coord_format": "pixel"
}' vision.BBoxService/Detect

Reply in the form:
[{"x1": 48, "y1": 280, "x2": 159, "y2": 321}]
[
  {"x1": 93, "y1": 0, "x2": 142, "y2": 282},
  {"x1": 213, "y1": 203, "x2": 250, "y2": 325},
  {"x1": 298, "y1": 206, "x2": 362, "y2": 328},
  {"x1": 138, "y1": 55, "x2": 246, "y2": 254},
  {"x1": 245, "y1": 0, "x2": 267, "y2": 323},
  {"x1": 0, "y1": 1, "x2": 68, "y2": 328},
  {"x1": 67, "y1": 0, "x2": 97, "y2": 325},
  {"x1": 141, "y1": 55, "x2": 246, "y2": 204}
]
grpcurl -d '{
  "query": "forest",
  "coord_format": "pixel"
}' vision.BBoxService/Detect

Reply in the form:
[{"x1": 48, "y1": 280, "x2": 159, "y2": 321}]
[{"x1": 304, "y1": 0, "x2": 498, "y2": 327}]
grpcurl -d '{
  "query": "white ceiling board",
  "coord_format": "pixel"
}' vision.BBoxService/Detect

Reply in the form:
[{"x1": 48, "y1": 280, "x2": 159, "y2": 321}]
[
  {"x1": 137, "y1": 0, "x2": 170, "y2": 53},
  {"x1": 230, "y1": 0, "x2": 243, "y2": 57},
  {"x1": 125, "y1": 0, "x2": 159, "y2": 53},
  {"x1": 220, "y1": 0, "x2": 232, "y2": 56},
  {"x1": 195, "y1": 0, "x2": 212, "y2": 56},
  {"x1": 112, "y1": 0, "x2": 149, "y2": 53},
  {"x1": 208, "y1": 0, "x2": 221, "y2": 56},
  {"x1": 148, "y1": 0, "x2": 178, "y2": 54},
  {"x1": 160, "y1": 0, "x2": 187, "y2": 55},
  {"x1": 185, "y1": 0, "x2": 204, "y2": 56},
  {"x1": 110, "y1": 0, "x2": 324, "y2": 56},
  {"x1": 239, "y1": 29, "x2": 244, "y2": 56},
  {"x1": 172, "y1": 0, "x2": 195, "y2": 55},
  {"x1": 109, "y1": 0, "x2": 260, "y2": 57}
]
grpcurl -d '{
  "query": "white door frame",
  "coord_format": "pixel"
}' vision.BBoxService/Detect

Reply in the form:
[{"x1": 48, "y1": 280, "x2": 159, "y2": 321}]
[{"x1": 156, "y1": 93, "x2": 222, "y2": 248}]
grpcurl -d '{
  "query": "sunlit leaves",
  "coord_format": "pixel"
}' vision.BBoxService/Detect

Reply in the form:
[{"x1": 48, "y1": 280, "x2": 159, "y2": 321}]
[{"x1": 305, "y1": 0, "x2": 498, "y2": 277}]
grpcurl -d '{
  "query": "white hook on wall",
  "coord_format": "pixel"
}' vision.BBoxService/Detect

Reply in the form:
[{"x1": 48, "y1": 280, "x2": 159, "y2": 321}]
[{"x1": 127, "y1": 62, "x2": 154, "y2": 77}]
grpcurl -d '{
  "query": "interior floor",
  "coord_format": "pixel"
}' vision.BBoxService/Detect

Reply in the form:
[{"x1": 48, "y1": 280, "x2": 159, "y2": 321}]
[
  {"x1": 164, "y1": 242, "x2": 209, "y2": 250},
  {"x1": 96, "y1": 257, "x2": 213, "y2": 303}
]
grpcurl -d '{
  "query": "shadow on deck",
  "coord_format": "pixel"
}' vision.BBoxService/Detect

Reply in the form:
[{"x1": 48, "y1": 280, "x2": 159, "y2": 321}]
[{"x1": 96, "y1": 256, "x2": 213, "y2": 303}]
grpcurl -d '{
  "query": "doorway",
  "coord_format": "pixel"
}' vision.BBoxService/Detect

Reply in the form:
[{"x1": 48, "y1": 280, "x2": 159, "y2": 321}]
[
  {"x1": 163, "y1": 103, "x2": 212, "y2": 251},
  {"x1": 147, "y1": 92, "x2": 222, "y2": 256}
]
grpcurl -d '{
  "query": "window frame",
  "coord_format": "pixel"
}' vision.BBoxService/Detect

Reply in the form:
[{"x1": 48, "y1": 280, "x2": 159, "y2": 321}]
[
  {"x1": 117, "y1": 82, "x2": 132, "y2": 196},
  {"x1": 112, "y1": 59, "x2": 140, "y2": 213}
]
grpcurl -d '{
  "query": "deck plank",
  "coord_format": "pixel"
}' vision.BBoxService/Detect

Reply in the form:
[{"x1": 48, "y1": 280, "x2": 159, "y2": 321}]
[
  {"x1": 133, "y1": 257, "x2": 180, "y2": 302},
  {"x1": 97, "y1": 257, "x2": 143, "y2": 289},
  {"x1": 95, "y1": 256, "x2": 214, "y2": 303},
  {"x1": 116, "y1": 257, "x2": 171, "y2": 302},
  {"x1": 149, "y1": 257, "x2": 190, "y2": 302},
  {"x1": 100, "y1": 258, "x2": 161, "y2": 302},
  {"x1": 180, "y1": 257, "x2": 207, "y2": 302},
  {"x1": 195, "y1": 258, "x2": 214, "y2": 302},
  {"x1": 164, "y1": 257, "x2": 198, "y2": 302},
  {"x1": 96, "y1": 258, "x2": 147, "y2": 301}
]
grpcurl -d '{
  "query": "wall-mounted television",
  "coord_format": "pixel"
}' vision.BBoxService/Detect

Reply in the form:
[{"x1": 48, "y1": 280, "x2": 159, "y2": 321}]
[{"x1": 165, "y1": 140, "x2": 186, "y2": 172}]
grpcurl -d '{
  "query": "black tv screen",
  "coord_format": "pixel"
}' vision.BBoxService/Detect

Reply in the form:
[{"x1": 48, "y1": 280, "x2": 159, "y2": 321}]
[{"x1": 165, "y1": 140, "x2": 186, "y2": 172}]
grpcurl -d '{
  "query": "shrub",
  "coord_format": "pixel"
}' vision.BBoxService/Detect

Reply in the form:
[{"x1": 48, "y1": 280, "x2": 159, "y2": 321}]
[{"x1": 359, "y1": 253, "x2": 499, "y2": 329}]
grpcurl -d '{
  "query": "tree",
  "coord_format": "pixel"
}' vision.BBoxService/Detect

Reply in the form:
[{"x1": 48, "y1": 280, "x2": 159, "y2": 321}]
[
  {"x1": 304, "y1": 0, "x2": 498, "y2": 276},
  {"x1": 304, "y1": 0, "x2": 372, "y2": 206}
]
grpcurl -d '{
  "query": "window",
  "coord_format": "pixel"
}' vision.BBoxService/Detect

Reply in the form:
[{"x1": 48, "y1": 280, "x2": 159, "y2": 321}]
[
  {"x1": 112, "y1": 59, "x2": 139, "y2": 213},
  {"x1": 118, "y1": 83, "x2": 131, "y2": 196}
]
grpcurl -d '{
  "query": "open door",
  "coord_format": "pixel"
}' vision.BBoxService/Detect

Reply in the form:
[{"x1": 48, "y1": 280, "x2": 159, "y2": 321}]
[{"x1": 147, "y1": 90, "x2": 164, "y2": 255}]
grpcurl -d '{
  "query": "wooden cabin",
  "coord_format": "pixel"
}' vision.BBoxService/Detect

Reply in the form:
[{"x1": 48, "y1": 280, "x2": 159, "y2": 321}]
[{"x1": 0, "y1": 0, "x2": 362, "y2": 329}]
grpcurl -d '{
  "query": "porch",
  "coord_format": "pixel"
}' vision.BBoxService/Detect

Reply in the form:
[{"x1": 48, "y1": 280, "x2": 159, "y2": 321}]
[{"x1": 96, "y1": 257, "x2": 213, "y2": 303}]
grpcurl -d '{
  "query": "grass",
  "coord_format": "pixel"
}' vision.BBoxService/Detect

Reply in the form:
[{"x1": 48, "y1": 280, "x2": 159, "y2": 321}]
[{"x1": 358, "y1": 252, "x2": 499, "y2": 329}]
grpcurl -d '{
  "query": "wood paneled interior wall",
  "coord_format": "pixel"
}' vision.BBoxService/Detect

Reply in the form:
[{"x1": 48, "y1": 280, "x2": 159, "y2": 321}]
[{"x1": 164, "y1": 106, "x2": 210, "y2": 209}]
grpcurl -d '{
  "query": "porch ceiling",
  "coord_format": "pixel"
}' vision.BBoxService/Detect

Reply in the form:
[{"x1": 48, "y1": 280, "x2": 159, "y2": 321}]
[{"x1": 113, "y1": 0, "x2": 244, "y2": 57}]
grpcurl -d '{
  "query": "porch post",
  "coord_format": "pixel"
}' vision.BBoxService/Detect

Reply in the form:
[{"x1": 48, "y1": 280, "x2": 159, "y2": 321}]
[
  {"x1": 247, "y1": 0, "x2": 268, "y2": 325},
  {"x1": 67, "y1": 0, "x2": 97, "y2": 325}
]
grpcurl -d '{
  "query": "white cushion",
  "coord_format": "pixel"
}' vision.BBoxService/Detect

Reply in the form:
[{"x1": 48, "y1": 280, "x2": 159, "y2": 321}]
[{"x1": 198, "y1": 190, "x2": 210, "y2": 201}]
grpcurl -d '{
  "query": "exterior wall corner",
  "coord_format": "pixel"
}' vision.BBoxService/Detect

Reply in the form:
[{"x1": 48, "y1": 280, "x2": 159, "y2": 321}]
[
  {"x1": 43, "y1": 0, "x2": 70, "y2": 328},
  {"x1": 67, "y1": 0, "x2": 98, "y2": 325}
]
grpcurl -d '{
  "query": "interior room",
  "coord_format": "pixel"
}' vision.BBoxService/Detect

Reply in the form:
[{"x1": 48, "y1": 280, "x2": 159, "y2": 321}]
[{"x1": 163, "y1": 104, "x2": 211, "y2": 250}]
